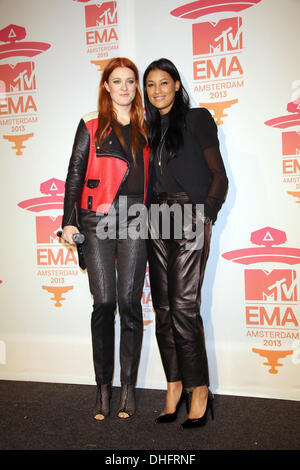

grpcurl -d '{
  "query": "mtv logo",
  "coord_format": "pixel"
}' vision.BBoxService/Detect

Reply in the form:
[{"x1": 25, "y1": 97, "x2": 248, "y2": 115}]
[
  {"x1": 36, "y1": 215, "x2": 62, "y2": 244},
  {"x1": 282, "y1": 131, "x2": 300, "y2": 156},
  {"x1": 193, "y1": 17, "x2": 242, "y2": 56},
  {"x1": 245, "y1": 269, "x2": 298, "y2": 302},
  {"x1": 85, "y1": 1, "x2": 117, "y2": 28},
  {"x1": 0, "y1": 62, "x2": 36, "y2": 93}
]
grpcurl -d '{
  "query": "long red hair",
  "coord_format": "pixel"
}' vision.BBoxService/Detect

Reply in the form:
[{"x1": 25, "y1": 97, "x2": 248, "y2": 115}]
[{"x1": 95, "y1": 57, "x2": 147, "y2": 162}]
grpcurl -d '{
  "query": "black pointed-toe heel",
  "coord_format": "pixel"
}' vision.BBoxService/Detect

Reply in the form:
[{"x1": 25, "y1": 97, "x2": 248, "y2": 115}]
[
  {"x1": 118, "y1": 384, "x2": 136, "y2": 420},
  {"x1": 155, "y1": 391, "x2": 185, "y2": 424},
  {"x1": 181, "y1": 390, "x2": 214, "y2": 429},
  {"x1": 93, "y1": 383, "x2": 112, "y2": 421}
]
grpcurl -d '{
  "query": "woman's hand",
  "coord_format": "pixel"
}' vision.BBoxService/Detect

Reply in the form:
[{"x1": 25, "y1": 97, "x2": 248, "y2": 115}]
[{"x1": 61, "y1": 225, "x2": 79, "y2": 245}]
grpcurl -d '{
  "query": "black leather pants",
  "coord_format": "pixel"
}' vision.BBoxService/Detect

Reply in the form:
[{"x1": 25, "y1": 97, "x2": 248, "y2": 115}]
[
  {"x1": 148, "y1": 192, "x2": 211, "y2": 388},
  {"x1": 80, "y1": 195, "x2": 147, "y2": 386}
]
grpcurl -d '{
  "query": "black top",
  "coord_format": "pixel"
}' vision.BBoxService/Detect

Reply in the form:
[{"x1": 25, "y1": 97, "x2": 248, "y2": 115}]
[
  {"x1": 153, "y1": 113, "x2": 183, "y2": 193},
  {"x1": 117, "y1": 123, "x2": 144, "y2": 196}
]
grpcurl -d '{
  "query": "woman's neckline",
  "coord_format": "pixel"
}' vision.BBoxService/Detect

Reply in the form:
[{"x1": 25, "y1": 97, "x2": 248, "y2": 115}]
[
  {"x1": 160, "y1": 111, "x2": 170, "y2": 120},
  {"x1": 115, "y1": 120, "x2": 131, "y2": 127}
]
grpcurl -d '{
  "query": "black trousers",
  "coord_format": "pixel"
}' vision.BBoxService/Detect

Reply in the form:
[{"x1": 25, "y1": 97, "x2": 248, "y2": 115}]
[
  {"x1": 80, "y1": 195, "x2": 147, "y2": 386},
  {"x1": 148, "y1": 192, "x2": 211, "y2": 388}
]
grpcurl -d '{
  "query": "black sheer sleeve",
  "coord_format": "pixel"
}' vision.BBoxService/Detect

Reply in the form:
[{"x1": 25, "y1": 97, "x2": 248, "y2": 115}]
[
  {"x1": 192, "y1": 108, "x2": 228, "y2": 222},
  {"x1": 62, "y1": 119, "x2": 90, "y2": 228}
]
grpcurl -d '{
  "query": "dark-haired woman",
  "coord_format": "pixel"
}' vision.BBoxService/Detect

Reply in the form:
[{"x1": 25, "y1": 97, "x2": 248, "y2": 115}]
[
  {"x1": 61, "y1": 58, "x2": 150, "y2": 421},
  {"x1": 143, "y1": 58, "x2": 228, "y2": 428}
]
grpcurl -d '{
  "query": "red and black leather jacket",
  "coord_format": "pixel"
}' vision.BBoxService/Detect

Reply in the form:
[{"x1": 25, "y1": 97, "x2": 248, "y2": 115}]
[{"x1": 62, "y1": 111, "x2": 150, "y2": 228}]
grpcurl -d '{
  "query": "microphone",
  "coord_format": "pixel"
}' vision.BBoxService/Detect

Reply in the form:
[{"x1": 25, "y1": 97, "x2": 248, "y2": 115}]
[{"x1": 56, "y1": 230, "x2": 85, "y2": 245}]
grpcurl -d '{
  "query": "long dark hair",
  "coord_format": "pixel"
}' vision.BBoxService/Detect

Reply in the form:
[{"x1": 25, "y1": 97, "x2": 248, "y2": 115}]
[{"x1": 143, "y1": 58, "x2": 190, "y2": 156}]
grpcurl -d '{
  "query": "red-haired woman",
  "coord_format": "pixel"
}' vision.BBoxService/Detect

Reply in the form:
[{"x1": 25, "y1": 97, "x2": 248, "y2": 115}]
[{"x1": 61, "y1": 58, "x2": 150, "y2": 421}]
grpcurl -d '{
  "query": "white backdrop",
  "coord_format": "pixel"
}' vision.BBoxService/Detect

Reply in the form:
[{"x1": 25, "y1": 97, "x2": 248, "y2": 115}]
[{"x1": 0, "y1": 0, "x2": 299, "y2": 401}]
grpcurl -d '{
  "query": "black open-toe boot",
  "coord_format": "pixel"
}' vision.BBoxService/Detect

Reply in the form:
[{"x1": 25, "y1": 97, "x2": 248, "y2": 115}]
[
  {"x1": 93, "y1": 383, "x2": 112, "y2": 421},
  {"x1": 117, "y1": 384, "x2": 135, "y2": 420}
]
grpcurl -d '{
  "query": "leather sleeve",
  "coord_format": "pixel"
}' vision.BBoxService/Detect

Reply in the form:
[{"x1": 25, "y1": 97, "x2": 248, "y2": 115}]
[
  {"x1": 202, "y1": 146, "x2": 228, "y2": 223},
  {"x1": 62, "y1": 119, "x2": 90, "y2": 228},
  {"x1": 191, "y1": 108, "x2": 228, "y2": 223}
]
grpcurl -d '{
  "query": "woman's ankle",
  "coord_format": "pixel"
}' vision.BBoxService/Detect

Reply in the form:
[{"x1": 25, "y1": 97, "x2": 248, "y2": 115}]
[
  {"x1": 188, "y1": 385, "x2": 209, "y2": 419},
  {"x1": 164, "y1": 381, "x2": 183, "y2": 413}
]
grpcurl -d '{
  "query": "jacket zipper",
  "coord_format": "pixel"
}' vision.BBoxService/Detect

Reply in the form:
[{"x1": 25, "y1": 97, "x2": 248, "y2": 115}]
[{"x1": 92, "y1": 151, "x2": 131, "y2": 207}]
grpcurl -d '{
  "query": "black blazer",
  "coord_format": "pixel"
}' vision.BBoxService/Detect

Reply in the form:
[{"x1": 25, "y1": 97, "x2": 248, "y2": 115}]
[{"x1": 147, "y1": 108, "x2": 228, "y2": 222}]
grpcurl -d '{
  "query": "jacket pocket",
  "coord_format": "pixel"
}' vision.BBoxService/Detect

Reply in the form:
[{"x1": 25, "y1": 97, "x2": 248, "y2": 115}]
[{"x1": 86, "y1": 179, "x2": 100, "y2": 188}]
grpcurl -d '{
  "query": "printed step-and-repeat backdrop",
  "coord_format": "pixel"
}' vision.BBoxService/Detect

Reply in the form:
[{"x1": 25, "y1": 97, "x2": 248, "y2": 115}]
[{"x1": 0, "y1": 0, "x2": 299, "y2": 401}]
